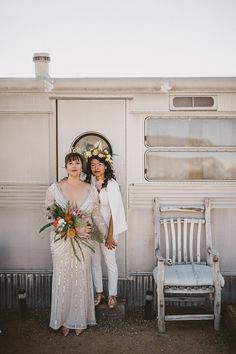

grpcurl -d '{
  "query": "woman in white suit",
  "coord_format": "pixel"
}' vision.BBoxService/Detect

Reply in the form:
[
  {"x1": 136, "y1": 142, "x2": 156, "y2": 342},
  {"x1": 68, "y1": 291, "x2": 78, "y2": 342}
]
[{"x1": 85, "y1": 144, "x2": 127, "y2": 309}]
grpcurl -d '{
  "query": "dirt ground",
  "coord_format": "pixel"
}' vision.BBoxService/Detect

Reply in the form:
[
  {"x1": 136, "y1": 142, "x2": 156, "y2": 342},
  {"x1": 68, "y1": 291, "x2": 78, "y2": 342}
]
[{"x1": 0, "y1": 308, "x2": 236, "y2": 354}]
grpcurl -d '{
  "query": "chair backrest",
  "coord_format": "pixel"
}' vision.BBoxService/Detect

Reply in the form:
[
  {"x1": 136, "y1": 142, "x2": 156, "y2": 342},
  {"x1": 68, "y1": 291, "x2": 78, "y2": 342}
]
[{"x1": 154, "y1": 198, "x2": 213, "y2": 265}]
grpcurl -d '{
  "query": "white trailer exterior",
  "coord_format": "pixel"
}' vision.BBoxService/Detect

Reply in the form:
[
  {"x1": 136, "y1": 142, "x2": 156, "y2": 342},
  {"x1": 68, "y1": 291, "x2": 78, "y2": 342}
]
[{"x1": 1, "y1": 74, "x2": 236, "y2": 308}]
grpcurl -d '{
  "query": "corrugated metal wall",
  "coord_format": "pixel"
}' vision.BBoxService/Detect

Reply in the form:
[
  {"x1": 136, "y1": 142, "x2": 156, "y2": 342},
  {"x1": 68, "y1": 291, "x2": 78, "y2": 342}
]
[
  {"x1": 0, "y1": 271, "x2": 235, "y2": 311},
  {"x1": 0, "y1": 271, "x2": 52, "y2": 310}
]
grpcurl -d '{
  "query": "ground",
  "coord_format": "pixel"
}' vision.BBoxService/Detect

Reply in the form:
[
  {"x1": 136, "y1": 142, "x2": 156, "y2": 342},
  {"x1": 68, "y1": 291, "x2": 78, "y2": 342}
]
[{"x1": 0, "y1": 308, "x2": 236, "y2": 354}]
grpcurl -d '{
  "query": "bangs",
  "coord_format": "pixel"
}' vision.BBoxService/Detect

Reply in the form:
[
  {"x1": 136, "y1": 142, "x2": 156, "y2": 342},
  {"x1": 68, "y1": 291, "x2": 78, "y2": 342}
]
[{"x1": 65, "y1": 152, "x2": 83, "y2": 166}]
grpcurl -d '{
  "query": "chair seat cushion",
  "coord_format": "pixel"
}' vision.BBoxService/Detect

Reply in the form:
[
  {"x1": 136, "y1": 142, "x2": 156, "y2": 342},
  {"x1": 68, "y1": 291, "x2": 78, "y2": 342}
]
[{"x1": 153, "y1": 263, "x2": 225, "y2": 287}]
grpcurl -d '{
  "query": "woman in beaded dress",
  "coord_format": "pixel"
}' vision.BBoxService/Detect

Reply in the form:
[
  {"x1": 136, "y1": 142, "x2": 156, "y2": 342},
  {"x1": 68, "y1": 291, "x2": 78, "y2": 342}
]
[{"x1": 45, "y1": 152, "x2": 107, "y2": 336}]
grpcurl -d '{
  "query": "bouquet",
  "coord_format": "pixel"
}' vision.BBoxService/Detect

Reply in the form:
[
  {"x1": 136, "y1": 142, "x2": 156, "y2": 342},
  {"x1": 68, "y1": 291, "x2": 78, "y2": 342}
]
[{"x1": 39, "y1": 202, "x2": 103, "y2": 262}]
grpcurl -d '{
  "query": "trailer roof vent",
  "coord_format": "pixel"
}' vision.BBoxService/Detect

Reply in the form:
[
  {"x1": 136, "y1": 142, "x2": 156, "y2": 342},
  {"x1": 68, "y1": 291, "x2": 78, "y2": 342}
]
[{"x1": 170, "y1": 96, "x2": 216, "y2": 111}]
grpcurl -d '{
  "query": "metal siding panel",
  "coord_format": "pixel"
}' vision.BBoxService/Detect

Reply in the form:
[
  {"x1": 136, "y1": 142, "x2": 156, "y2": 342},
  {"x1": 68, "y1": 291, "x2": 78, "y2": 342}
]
[{"x1": 0, "y1": 272, "x2": 235, "y2": 310}]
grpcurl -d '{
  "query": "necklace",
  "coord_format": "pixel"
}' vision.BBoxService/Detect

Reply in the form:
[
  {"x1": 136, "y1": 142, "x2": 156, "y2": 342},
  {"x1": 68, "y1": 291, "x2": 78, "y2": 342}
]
[{"x1": 95, "y1": 180, "x2": 103, "y2": 191}]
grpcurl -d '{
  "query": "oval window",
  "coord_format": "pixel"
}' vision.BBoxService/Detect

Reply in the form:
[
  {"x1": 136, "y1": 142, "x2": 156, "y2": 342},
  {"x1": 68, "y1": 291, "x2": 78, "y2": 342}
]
[{"x1": 72, "y1": 132, "x2": 112, "y2": 158}]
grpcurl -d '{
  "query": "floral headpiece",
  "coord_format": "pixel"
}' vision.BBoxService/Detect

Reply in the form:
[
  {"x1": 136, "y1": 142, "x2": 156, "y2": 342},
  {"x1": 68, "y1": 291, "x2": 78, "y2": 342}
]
[{"x1": 84, "y1": 141, "x2": 113, "y2": 164}]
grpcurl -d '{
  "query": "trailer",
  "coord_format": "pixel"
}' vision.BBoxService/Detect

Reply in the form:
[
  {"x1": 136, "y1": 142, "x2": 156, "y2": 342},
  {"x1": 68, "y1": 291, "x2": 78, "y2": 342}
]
[{"x1": 0, "y1": 54, "x2": 236, "y2": 309}]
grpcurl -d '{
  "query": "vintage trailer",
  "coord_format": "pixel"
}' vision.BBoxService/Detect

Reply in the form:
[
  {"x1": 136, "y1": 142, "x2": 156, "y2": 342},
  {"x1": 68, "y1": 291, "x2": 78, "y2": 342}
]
[{"x1": 1, "y1": 54, "x2": 236, "y2": 309}]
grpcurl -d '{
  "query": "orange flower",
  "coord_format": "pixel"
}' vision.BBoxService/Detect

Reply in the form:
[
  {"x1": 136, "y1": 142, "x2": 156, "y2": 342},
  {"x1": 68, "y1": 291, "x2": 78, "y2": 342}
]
[
  {"x1": 53, "y1": 219, "x2": 59, "y2": 227},
  {"x1": 68, "y1": 227, "x2": 76, "y2": 239},
  {"x1": 64, "y1": 213, "x2": 73, "y2": 222}
]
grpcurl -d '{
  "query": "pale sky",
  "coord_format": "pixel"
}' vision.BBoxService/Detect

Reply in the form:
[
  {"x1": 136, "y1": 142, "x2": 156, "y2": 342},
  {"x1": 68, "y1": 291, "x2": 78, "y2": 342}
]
[{"x1": 1, "y1": 0, "x2": 236, "y2": 78}]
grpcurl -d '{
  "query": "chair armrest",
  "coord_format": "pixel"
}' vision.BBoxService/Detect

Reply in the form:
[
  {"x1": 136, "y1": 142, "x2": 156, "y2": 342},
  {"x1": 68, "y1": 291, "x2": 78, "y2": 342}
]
[
  {"x1": 207, "y1": 247, "x2": 219, "y2": 262},
  {"x1": 155, "y1": 248, "x2": 172, "y2": 265}
]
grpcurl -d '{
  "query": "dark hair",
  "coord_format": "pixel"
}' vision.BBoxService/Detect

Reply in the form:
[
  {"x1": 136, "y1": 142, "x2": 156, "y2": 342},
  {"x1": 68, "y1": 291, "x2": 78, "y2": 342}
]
[
  {"x1": 65, "y1": 152, "x2": 85, "y2": 173},
  {"x1": 85, "y1": 156, "x2": 116, "y2": 188}
]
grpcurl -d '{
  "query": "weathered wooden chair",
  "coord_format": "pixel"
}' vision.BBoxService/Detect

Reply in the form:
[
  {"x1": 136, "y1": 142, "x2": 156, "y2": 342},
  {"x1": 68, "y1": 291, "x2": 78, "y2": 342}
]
[{"x1": 152, "y1": 198, "x2": 224, "y2": 332}]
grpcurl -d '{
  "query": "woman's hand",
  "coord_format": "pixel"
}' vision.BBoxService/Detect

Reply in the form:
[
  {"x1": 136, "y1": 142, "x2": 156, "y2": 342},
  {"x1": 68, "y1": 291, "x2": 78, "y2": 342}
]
[
  {"x1": 105, "y1": 235, "x2": 117, "y2": 250},
  {"x1": 76, "y1": 224, "x2": 92, "y2": 239},
  {"x1": 105, "y1": 216, "x2": 116, "y2": 249}
]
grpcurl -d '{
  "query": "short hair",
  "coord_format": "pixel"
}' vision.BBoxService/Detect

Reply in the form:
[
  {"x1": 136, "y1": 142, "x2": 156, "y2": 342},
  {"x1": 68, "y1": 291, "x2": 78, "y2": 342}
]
[{"x1": 64, "y1": 152, "x2": 85, "y2": 172}]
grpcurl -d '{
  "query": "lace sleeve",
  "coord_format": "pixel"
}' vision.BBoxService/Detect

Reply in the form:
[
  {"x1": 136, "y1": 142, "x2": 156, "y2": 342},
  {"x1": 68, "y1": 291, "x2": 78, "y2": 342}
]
[
  {"x1": 91, "y1": 190, "x2": 108, "y2": 238},
  {"x1": 45, "y1": 184, "x2": 55, "y2": 208}
]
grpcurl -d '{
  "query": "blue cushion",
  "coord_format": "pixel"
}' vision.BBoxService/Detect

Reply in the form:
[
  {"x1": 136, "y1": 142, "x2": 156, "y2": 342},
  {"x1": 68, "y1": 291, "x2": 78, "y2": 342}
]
[{"x1": 153, "y1": 263, "x2": 225, "y2": 287}]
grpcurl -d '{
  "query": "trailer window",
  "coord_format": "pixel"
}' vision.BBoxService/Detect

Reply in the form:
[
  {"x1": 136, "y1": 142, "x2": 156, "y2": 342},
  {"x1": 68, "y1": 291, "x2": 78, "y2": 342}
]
[
  {"x1": 145, "y1": 117, "x2": 236, "y2": 147},
  {"x1": 72, "y1": 132, "x2": 112, "y2": 168},
  {"x1": 144, "y1": 117, "x2": 236, "y2": 181}
]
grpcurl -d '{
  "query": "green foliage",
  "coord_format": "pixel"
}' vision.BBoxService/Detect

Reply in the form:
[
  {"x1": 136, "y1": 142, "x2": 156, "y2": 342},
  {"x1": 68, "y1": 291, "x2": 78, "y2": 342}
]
[{"x1": 91, "y1": 223, "x2": 104, "y2": 243}]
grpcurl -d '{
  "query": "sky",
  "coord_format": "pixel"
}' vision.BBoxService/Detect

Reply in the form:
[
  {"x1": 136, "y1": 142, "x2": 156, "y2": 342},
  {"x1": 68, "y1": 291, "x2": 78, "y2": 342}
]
[{"x1": 0, "y1": 0, "x2": 236, "y2": 78}]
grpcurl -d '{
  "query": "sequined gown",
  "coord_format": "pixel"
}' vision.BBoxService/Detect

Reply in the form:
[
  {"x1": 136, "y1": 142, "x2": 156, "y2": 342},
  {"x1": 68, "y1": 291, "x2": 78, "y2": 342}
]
[{"x1": 45, "y1": 183, "x2": 107, "y2": 330}]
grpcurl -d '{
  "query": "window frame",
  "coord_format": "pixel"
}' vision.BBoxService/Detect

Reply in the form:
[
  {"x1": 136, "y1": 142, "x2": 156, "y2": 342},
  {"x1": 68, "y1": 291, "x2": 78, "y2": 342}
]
[
  {"x1": 72, "y1": 132, "x2": 112, "y2": 154},
  {"x1": 144, "y1": 115, "x2": 236, "y2": 182}
]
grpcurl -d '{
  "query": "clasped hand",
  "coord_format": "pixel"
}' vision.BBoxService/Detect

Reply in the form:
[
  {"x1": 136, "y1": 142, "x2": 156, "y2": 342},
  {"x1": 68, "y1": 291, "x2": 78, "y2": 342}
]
[
  {"x1": 105, "y1": 236, "x2": 117, "y2": 250},
  {"x1": 76, "y1": 223, "x2": 92, "y2": 239}
]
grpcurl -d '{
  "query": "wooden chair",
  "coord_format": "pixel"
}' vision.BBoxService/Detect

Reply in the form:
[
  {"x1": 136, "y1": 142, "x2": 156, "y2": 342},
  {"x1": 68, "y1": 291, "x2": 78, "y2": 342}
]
[{"x1": 152, "y1": 198, "x2": 224, "y2": 332}]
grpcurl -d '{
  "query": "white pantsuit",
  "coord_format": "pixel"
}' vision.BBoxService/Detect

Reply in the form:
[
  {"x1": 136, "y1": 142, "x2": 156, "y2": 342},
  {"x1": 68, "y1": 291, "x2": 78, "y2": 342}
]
[
  {"x1": 92, "y1": 237, "x2": 118, "y2": 295},
  {"x1": 91, "y1": 178, "x2": 127, "y2": 296}
]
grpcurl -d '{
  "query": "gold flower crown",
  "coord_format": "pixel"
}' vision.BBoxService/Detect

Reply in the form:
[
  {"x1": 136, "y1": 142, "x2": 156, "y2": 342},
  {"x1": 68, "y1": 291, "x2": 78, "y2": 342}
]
[{"x1": 84, "y1": 141, "x2": 113, "y2": 164}]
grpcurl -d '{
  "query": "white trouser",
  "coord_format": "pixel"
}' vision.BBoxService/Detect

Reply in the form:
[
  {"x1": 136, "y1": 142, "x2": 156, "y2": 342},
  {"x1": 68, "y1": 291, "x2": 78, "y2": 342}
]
[{"x1": 91, "y1": 240, "x2": 118, "y2": 296}]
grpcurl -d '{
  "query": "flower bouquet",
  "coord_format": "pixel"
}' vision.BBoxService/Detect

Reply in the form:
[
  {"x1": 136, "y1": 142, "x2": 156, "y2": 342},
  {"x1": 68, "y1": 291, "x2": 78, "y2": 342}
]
[{"x1": 39, "y1": 202, "x2": 103, "y2": 262}]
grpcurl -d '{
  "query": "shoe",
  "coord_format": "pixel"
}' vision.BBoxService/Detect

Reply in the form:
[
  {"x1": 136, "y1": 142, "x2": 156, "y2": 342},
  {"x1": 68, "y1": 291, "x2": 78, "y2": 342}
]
[
  {"x1": 61, "y1": 326, "x2": 70, "y2": 336},
  {"x1": 94, "y1": 292, "x2": 105, "y2": 306},
  {"x1": 108, "y1": 296, "x2": 117, "y2": 309},
  {"x1": 75, "y1": 329, "x2": 84, "y2": 336}
]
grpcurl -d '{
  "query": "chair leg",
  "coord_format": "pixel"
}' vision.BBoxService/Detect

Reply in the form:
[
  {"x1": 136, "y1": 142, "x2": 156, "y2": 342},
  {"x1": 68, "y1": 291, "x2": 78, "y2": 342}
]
[
  {"x1": 214, "y1": 288, "x2": 221, "y2": 330},
  {"x1": 157, "y1": 284, "x2": 166, "y2": 333},
  {"x1": 157, "y1": 262, "x2": 165, "y2": 333},
  {"x1": 157, "y1": 291, "x2": 165, "y2": 333},
  {"x1": 213, "y1": 262, "x2": 222, "y2": 331}
]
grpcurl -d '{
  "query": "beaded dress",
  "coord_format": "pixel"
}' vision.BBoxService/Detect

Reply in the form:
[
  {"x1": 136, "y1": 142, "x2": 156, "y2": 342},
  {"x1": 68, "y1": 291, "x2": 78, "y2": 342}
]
[{"x1": 45, "y1": 182, "x2": 107, "y2": 330}]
